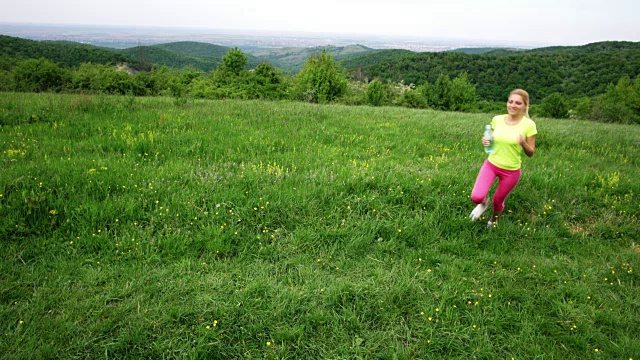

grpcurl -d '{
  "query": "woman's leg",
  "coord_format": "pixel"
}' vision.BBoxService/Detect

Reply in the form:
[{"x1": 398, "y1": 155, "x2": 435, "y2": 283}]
[
  {"x1": 471, "y1": 161, "x2": 496, "y2": 204},
  {"x1": 470, "y1": 161, "x2": 497, "y2": 220},
  {"x1": 489, "y1": 167, "x2": 522, "y2": 223}
]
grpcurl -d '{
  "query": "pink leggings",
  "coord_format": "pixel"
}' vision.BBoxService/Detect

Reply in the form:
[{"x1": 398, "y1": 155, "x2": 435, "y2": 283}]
[{"x1": 471, "y1": 160, "x2": 521, "y2": 211}]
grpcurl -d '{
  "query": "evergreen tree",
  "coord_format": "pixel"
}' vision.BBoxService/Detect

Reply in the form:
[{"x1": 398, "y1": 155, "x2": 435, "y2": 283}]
[
  {"x1": 219, "y1": 47, "x2": 247, "y2": 76},
  {"x1": 293, "y1": 50, "x2": 348, "y2": 103}
]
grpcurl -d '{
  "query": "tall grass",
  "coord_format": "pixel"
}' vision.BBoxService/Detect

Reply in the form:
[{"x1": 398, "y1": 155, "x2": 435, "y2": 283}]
[{"x1": 1, "y1": 92, "x2": 638, "y2": 359}]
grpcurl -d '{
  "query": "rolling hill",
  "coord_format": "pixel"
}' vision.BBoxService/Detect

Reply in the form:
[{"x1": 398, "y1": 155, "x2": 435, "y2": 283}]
[
  {"x1": 152, "y1": 41, "x2": 264, "y2": 69},
  {"x1": 0, "y1": 35, "x2": 269, "y2": 72},
  {"x1": 0, "y1": 35, "x2": 135, "y2": 68},
  {"x1": 246, "y1": 44, "x2": 387, "y2": 73},
  {"x1": 485, "y1": 41, "x2": 640, "y2": 56},
  {"x1": 118, "y1": 45, "x2": 222, "y2": 72},
  {"x1": 342, "y1": 41, "x2": 640, "y2": 101}
]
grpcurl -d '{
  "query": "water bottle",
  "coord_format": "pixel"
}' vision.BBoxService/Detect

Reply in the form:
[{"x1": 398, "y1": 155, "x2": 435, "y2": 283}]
[{"x1": 483, "y1": 125, "x2": 494, "y2": 154}]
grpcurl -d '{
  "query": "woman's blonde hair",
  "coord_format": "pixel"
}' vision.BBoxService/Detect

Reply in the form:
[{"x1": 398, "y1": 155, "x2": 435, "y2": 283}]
[{"x1": 510, "y1": 88, "x2": 530, "y2": 118}]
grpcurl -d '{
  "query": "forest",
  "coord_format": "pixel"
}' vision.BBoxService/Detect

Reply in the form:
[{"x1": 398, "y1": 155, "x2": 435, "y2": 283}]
[{"x1": 1, "y1": 34, "x2": 639, "y2": 124}]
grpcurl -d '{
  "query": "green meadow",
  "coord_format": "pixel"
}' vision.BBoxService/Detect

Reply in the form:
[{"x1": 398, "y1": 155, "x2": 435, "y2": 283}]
[{"x1": 1, "y1": 92, "x2": 639, "y2": 359}]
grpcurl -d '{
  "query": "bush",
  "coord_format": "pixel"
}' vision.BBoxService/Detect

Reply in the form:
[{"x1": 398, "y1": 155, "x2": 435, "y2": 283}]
[
  {"x1": 476, "y1": 100, "x2": 505, "y2": 114},
  {"x1": 366, "y1": 80, "x2": 386, "y2": 106},
  {"x1": 339, "y1": 81, "x2": 368, "y2": 106},
  {"x1": 573, "y1": 97, "x2": 592, "y2": 119},
  {"x1": 0, "y1": 70, "x2": 13, "y2": 91},
  {"x1": 421, "y1": 72, "x2": 477, "y2": 112},
  {"x1": 400, "y1": 90, "x2": 428, "y2": 109},
  {"x1": 13, "y1": 58, "x2": 69, "y2": 92},
  {"x1": 540, "y1": 92, "x2": 569, "y2": 118},
  {"x1": 72, "y1": 63, "x2": 144, "y2": 95},
  {"x1": 590, "y1": 97, "x2": 636, "y2": 123},
  {"x1": 449, "y1": 72, "x2": 477, "y2": 112},
  {"x1": 293, "y1": 50, "x2": 348, "y2": 103},
  {"x1": 588, "y1": 76, "x2": 640, "y2": 124},
  {"x1": 218, "y1": 47, "x2": 248, "y2": 76}
]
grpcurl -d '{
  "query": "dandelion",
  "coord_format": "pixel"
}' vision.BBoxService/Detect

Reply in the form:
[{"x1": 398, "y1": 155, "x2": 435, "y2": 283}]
[
  {"x1": 206, "y1": 325, "x2": 210, "y2": 329},
  {"x1": 49, "y1": 210, "x2": 58, "y2": 215},
  {"x1": 266, "y1": 341, "x2": 271, "y2": 346},
  {"x1": 427, "y1": 269, "x2": 432, "y2": 273}
]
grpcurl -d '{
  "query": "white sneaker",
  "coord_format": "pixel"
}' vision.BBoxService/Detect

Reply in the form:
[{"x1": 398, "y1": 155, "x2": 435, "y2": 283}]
[{"x1": 469, "y1": 202, "x2": 489, "y2": 221}]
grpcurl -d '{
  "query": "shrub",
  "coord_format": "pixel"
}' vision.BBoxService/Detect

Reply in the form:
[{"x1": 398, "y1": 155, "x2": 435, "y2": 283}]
[
  {"x1": 449, "y1": 72, "x2": 477, "y2": 112},
  {"x1": 366, "y1": 80, "x2": 386, "y2": 106},
  {"x1": 400, "y1": 89, "x2": 428, "y2": 109},
  {"x1": 540, "y1": 92, "x2": 569, "y2": 118},
  {"x1": 293, "y1": 50, "x2": 348, "y2": 103},
  {"x1": 588, "y1": 76, "x2": 640, "y2": 124},
  {"x1": 13, "y1": 58, "x2": 69, "y2": 92}
]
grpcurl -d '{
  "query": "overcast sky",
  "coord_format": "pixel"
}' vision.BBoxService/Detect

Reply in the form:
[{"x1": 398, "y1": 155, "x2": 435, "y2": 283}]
[{"x1": 2, "y1": 0, "x2": 639, "y2": 46}]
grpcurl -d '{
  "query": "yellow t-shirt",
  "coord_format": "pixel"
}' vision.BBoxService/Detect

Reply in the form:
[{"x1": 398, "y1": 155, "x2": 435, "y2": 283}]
[{"x1": 487, "y1": 114, "x2": 537, "y2": 170}]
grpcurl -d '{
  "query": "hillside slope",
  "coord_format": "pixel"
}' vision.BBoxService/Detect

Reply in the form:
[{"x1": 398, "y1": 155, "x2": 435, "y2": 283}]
[
  {"x1": 0, "y1": 35, "x2": 134, "y2": 67},
  {"x1": 344, "y1": 41, "x2": 640, "y2": 100},
  {"x1": 247, "y1": 44, "x2": 383, "y2": 73},
  {"x1": 153, "y1": 41, "x2": 264, "y2": 68}
]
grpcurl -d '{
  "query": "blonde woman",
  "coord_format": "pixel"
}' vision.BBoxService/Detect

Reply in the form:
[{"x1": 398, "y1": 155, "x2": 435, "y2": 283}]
[{"x1": 469, "y1": 89, "x2": 537, "y2": 227}]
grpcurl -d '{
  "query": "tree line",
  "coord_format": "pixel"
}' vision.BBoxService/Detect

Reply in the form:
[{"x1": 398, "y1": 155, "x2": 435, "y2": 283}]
[{"x1": 1, "y1": 44, "x2": 639, "y2": 124}]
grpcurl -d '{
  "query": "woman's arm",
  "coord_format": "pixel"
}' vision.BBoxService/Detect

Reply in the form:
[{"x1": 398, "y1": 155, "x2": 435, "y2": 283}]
[{"x1": 518, "y1": 134, "x2": 536, "y2": 157}]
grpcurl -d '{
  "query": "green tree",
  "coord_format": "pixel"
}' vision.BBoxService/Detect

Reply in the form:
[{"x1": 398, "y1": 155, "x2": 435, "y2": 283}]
[
  {"x1": 366, "y1": 79, "x2": 385, "y2": 106},
  {"x1": 400, "y1": 89, "x2": 428, "y2": 109},
  {"x1": 450, "y1": 72, "x2": 477, "y2": 112},
  {"x1": 431, "y1": 73, "x2": 452, "y2": 110},
  {"x1": 72, "y1": 63, "x2": 143, "y2": 95},
  {"x1": 249, "y1": 63, "x2": 287, "y2": 100},
  {"x1": 13, "y1": 58, "x2": 69, "y2": 92},
  {"x1": 293, "y1": 50, "x2": 348, "y2": 103},
  {"x1": 573, "y1": 97, "x2": 592, "y2": 119},
  {"x1": 590, "y1": 76, "x2": 640, "y2": 124},
  {"x1": 219, "y1": 47, "x2": 248, "y2": 76},
  {"x1": 540, "y1": 92, "x2": 569, "y2": 118},
  {"x1": 0, "y1": 70, "x2": 13, "y2": 91}
]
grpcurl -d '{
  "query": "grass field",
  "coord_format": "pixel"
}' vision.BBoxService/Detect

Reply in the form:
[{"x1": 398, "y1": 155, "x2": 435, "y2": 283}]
[{"x1": 1, "y1": 92, "x2": 639, "y2": 359}]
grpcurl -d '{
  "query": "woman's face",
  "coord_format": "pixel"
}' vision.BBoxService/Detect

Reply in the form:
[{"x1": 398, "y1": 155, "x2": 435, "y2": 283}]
[{"x1": 507, "y1": 94, "x2": 526, "y2": 116}]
